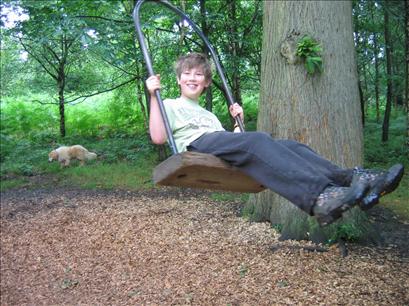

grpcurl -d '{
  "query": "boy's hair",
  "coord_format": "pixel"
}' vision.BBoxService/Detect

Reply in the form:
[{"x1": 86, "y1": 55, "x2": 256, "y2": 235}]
[{"x1": 175, "y1": 53, "x2": 212, "y2": 81}]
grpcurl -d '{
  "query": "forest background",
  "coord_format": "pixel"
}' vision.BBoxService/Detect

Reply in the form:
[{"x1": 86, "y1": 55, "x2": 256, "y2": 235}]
[{"x1": 1, "y1": 0, "x2": 408, "y2": 240}]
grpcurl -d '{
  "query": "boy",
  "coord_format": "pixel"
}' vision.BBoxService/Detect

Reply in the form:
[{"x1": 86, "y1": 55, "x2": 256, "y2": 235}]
[{"x1": 146, "y1": 53, "x2": 404, "y2": 226}]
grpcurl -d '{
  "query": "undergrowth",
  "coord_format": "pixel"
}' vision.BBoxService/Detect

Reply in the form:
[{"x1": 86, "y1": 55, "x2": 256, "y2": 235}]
[
  {"x1": 363, "y1": 109, "x2": 408, "y2": 220},
  {"x1": 0, "y1": 132, "x2": 158, "y2": 191}
]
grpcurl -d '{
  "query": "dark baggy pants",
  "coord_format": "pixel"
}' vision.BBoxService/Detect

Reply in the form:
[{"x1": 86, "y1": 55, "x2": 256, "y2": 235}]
[{"x1": 187, "y1": 131, "x2": 353, "y2": 214}]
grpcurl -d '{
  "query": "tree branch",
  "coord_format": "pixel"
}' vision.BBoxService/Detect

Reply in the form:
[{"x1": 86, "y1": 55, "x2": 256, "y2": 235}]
[
  {"x1": 241, "y1": 0, "x2": 262, "y2": 42},
  {"x1": 19, "y1": 38, "x2": 58, "y2": 80},
  {"x1": 74, "y1": 15, "x2": 129, "y2": 24},
  {"x1": 65, "y1": 77, "x2": 138, "y2": 104}
]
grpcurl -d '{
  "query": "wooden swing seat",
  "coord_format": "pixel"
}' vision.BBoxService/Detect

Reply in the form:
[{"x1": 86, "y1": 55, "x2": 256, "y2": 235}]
[{"x1": 153, "y1": 151, "x2": 266, "y2": 193}]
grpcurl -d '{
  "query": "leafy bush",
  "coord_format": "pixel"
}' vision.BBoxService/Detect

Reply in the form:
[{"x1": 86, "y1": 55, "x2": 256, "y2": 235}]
[
  {"x1": 0, "y1": 136, "x2": 51, "y2": 177},
  {"x1": 322, "y1": 208, "x2": 377, "y2": 244},
  {"x1": 0, "y1": 96, "x2": 59, "y2": 139},
  {"x1": 212, "y1": 91, "x2": 259, "y2": 131},
  {"x1": 0, "y1": 129, "x2": 156, "y2": 178},
  {"x1": 65, "y1": 106, "x2": 102, "y2": 137}
]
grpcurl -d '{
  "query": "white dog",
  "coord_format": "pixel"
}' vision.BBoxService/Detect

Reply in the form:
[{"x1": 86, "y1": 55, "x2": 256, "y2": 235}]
[{"x1": 48, "y1": 145, "x2": 97, "y2": 167}]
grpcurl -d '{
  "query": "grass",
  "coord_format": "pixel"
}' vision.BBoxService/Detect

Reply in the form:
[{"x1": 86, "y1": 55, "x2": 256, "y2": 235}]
[
  {"x1": 378, "y1": 176, "x2": 409, "y2": 220},
  {"x1": 0, "y1": 133, "x2": 158, "y2": 191},
  {"x1": 210, "y1": 192, "x2": 250, "y2": 203},
  {"x1": 0, "y1": 177, "x2": 29, "y2": 192},
  {"x1": 56, "y1": 162, "x2": 155, "y2": 190},
  {"x1": 363, "y1": 109, "x2": 408, "y2": 220}
]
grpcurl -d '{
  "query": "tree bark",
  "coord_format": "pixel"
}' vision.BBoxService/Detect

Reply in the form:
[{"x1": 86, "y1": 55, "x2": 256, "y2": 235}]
[
  {"x1": 358, "y1": 81, "x2": 365, "y2": 126},
  {"x1": 405, "y1": 0, "x2": 409, "y2": 113},
  {"x1": 227, "y1": 0, "x2": 242, "y2": 105},
  {"x1": 58, "y1": 82, "x2": 65, "y2": 138},
  {"x1": 200, "y1": 0, "x2": 213, "y2": 112},
  {"x1": 374, "y1": 32, "x2": 380, "y2": 123},
  {"x1": 247, "y1": 1, "x2": 364, "y2": 241},
  {"x1": 382, "y1": 0, "x2": 392, "y2": 142},
  {"x1": 57, "y1": 62, "x2": 66, "y2": 138},
  {"x1": 353, "y1": 0, "x2": 365, "y2": 125}
]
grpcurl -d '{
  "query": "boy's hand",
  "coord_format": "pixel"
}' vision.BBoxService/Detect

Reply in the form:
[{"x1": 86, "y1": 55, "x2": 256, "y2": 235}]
[
  {"x1": 229, "y1": 103, "x2": 244, "y2": 121},
  {"x1": 146, "y1": 74, "x2": 161, "y2": 95}
]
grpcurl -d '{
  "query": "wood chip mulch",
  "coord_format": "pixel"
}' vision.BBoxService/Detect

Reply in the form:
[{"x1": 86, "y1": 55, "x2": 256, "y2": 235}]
[{"x1": 1, "y1": 188, "x2": 408, "y2": 305}]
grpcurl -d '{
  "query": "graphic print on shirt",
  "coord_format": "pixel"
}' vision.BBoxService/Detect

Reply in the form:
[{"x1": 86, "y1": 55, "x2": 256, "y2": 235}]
[{"x1": 177, "y1": 106, "x2": 218, "y2": 130}]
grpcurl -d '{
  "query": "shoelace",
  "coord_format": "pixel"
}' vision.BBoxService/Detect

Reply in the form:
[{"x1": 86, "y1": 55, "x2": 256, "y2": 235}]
[{"x1": 353, "y1": 167, "x2": 386, "y2": 184}]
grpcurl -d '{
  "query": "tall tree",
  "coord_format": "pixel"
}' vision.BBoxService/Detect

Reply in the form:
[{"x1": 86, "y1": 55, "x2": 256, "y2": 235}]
[
  {"x1": 5, "y1": 0, "x2": 95, "y2": 137},
  {"x1": 3, "y1": 0, "x2": 137, "y2": 137},
  {"x1": 247, "y1": 1, "x2": 365, "y2": 241},
  {"x1": 199, "y1": 0, "x2": 213, "y2": 112},
  {"x1": 370, "y1": 1, "x2": 382, "y2": 122},
  {"x1": 405, "y1": 1, "x2": 409, "y2": 112},
  {"x1": 382, "y1": 0, "x2": 392, "y2": 142},
  {"x1": 352, "y1": 0, "x2": 366, "y2": 125},
  {"x1": 226, "y1": 0, "x2": 241, "y2": 105}
]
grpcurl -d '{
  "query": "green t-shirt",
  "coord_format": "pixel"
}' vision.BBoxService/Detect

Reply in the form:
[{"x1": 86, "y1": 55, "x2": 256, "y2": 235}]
[{"x1": 163, "y1": 97, "x2": 225, "y2": 152}]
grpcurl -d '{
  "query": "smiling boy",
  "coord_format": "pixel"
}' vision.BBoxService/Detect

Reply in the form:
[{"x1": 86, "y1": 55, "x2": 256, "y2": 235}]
[{"x1": 146, "y1": 53, "x2": 404, "y2": 226}]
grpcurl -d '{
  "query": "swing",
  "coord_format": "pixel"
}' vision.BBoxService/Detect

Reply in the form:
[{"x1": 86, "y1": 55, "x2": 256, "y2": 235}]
[{"x1": 133, "y1": 0, "x2": 265, "y2": 193}]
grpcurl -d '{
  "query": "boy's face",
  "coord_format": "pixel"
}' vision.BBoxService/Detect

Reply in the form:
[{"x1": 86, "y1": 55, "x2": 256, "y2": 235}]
[{"x1": 177, "y1": 66, "x2": 211, "y2": 101}]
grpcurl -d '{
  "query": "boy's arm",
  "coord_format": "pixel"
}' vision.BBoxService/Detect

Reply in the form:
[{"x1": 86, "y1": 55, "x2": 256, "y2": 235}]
[{"x1": 146, "y1": 75, "x2": 168, "y2": 144}]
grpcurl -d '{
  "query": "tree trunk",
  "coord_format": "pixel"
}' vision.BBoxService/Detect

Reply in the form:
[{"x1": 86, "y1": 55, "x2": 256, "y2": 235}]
[
  {"x1": 374, "y1": 32, "x2": 380, "y2": 122},
  {"x1": 247, "y1": 1, "x2": 364, "y2": 242},
  {"x1": 369, "y1": 1, "x2": 381, "y2": 122},
  {"x1": 57, "y1": 74, "x2": 66, "y2": 138},
  {"x1": 382, "y1": 0, "x2": 392, "y2": 142},
  {"x1": 405, "y1": 0, "x2": 409, "y2": 113},
  {"x1": 200, "y1": 0, "x2": 213, "y2": 112},
  {"x1": 58, "y1": 93, "x2": 65, "y2": 138},
  {"x1": 358, "y1": 81, "x2": 365, "y2": 126},
  {"x1": 227, "y1": 0, "x2": 242, "y2": 105},
  {"x1": 353, "y1": 0, "x2": 365, "y2": 126}
]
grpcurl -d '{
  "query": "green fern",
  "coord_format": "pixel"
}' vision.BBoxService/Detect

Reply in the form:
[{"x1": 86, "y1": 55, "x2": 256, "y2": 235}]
[{"x1": 296, "y1": 36, "x2": 323, "y2": 74}]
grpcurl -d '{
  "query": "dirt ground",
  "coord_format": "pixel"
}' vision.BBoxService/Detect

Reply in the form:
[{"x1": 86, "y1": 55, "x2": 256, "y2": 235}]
[{"x1": 1, "y1": 183, "x2": 409, "y2": 305}]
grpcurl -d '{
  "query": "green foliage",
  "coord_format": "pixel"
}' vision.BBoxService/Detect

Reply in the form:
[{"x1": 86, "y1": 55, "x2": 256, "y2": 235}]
[
  {"x1": 0, "y1": 35, "x2": 30, "y2": 97},
  {"x1": 265, "y1": 209, "x2": 374, "y2": 244},
  {"x1": 0, "y1": 134, "x2": 50, "y2": 177},
  {"x1": 1, "y1": 96, "x2": 59, "y2": 139},
  {"x1": 0, "y1": 178, "x2": 29, "y2": 192},
  {"x1": 322, "y1": 208, "x2": 376, "y2": 244},
  {"x1": 364, "y1": 109, "x2": 408, "y2": 167},
  {"x1": 212, "y1": 92, "x2": 259, "y2": 131},
  {"x1": 0, "y1": 101, "x2": 156, "y2": 178},
  {"x1": 65, "y1": 105, "x2": 102, "y2": 137},
  {"x1": 0, "y1": 89, "x2": 148, "y2": 139},
  {"x1": 210, "y1": 192, "x2": 249, "y2": 203},
  {"x1": 353, "y1": 0, "x2": 406, "y2": 109},
  {"x1": 104, "y1": 85, "x2": 146, "y2": 135},
  {"x1": 296, "y1": 35, "x2": 323, "y2": 74},
  {"x1": 363, "y1": 109, "x2": 408, "y2": 220}
]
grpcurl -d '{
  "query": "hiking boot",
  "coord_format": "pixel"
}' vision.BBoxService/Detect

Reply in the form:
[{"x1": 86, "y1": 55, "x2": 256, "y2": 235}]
[
  {"x1": 313, "y1": 180, "x2": 369, "y2": 227},
  {"x1": 353, "y1": 164, "x2": 404, "y2": 210}
]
